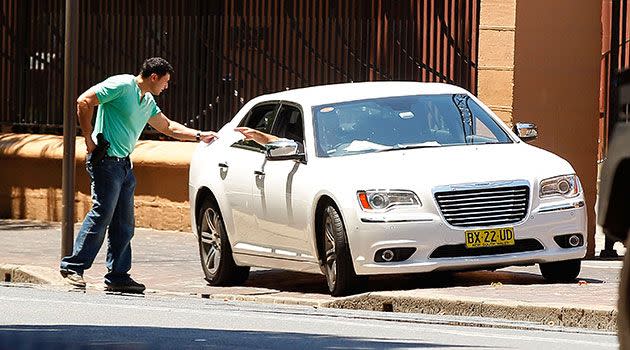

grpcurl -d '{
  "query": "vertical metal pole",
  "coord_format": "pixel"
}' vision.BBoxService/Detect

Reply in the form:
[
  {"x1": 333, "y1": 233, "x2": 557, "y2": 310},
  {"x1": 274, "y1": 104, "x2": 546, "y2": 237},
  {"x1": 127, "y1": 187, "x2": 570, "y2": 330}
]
[
  {"x1": 473, "y1": 0, "x2": 481, "y2": 95},
  {"x1": 610, "y1": 0, "x2": 621, "y2": 139},
  {"x1": 61, "y1": 0, "x2": 79, "y2": 258},
  {"x1": 15, "y1": 0, "x2": 29, "y2": 126},
  {"x1": 601, "y1": 0, "x2": 622, "y2": 257}
]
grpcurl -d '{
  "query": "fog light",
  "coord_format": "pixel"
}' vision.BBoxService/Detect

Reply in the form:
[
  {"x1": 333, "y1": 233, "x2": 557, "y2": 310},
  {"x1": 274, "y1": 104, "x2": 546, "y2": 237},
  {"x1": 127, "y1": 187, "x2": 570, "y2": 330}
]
[
  {"x1": 568, "y1": 234, "x2": 581, "y2": 247},
  {"x1": 553, "y1": 233, "x2": 584, "y2": 248},
  {"x1": 374, "y1": 247, "x2": 417, "y2": 262},
  {"x1": 381, "y1": 249, "x2": 394, "y2": 262}
]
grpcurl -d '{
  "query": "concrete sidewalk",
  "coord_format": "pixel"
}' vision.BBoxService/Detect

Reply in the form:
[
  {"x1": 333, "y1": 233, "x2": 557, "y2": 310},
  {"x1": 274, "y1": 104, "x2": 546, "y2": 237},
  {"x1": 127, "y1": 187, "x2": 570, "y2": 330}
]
[{"x1": 0, "y1": 219, "x2": 622, "y2": 331}]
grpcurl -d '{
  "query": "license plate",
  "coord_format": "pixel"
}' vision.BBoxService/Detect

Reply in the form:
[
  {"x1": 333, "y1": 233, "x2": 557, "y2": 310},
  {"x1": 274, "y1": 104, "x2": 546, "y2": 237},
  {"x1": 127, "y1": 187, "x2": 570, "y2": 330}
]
[{"x1": 464, "y1": 227, "x2": 515, "y2": 248}]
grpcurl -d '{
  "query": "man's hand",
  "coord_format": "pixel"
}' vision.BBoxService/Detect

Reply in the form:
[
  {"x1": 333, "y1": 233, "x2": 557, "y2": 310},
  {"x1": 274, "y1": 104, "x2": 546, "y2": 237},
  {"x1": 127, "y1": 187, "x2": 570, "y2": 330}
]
[
  {"x1": 85, "y1": 136, "x2": 97, "y2": 153},
  {"x1": 234, "y1": 127, "x2": 259, "y2": 139},
  {"x1": 234, "y1": 127, "x2": 279, "y2": 145},
  {"x1": 198, "y1": 131, "x2": 219, "y2": 143}
]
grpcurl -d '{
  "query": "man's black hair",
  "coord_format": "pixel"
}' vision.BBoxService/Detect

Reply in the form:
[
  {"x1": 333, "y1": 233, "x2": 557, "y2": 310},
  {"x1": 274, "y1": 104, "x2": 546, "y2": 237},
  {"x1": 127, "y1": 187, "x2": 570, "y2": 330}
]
[{"x1": 140, "y1": 57, "x2": 174, "y2": 78}]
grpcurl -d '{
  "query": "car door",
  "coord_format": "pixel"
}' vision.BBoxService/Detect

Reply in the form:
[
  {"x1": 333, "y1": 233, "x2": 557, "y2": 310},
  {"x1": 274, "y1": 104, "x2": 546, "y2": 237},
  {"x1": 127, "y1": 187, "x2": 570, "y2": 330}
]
[
  {"x1": 251, "y1": 102, "x2": 313, "y2": 258},
  {"x1": 220, "y1": 102, "x2": 278, "y2": 252}
]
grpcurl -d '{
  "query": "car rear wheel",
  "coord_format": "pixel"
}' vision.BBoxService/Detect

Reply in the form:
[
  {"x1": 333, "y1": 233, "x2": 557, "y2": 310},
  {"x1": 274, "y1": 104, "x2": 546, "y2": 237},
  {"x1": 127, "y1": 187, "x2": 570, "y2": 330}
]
[
  {"x1": 322, "y1": 205, "x2": 362, "y2": 296},
  {"x1": 539, "y1": 259, "x2": 581, "y2": 282},
  {"x1": 198, "y1": 198, "x2": 249, "y2": 286}
]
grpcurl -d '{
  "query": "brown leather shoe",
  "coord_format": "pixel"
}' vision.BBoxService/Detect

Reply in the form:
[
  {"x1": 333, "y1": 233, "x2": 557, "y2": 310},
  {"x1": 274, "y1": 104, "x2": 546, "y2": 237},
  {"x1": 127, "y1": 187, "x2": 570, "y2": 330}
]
[{"x1": 60, "y1": 271, "x2": 86, "y2": 288}]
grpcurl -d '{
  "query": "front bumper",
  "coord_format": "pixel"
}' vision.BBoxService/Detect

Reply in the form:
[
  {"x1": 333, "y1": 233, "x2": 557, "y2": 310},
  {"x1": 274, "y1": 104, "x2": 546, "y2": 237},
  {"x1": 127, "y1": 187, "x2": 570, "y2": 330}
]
[{"x1": 345, "y1": 202, "x2": 587, "y2": 275}]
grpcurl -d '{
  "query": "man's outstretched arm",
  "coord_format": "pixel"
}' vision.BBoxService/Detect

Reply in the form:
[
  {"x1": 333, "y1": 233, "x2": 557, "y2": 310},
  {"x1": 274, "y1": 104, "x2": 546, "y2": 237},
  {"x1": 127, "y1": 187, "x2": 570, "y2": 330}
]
[
  {"x1": 148, "y1": 112, "x2": 218, "y2": 143},
  {"x1": 234, "y1": 127, "x2": 280, "y2": 145}
]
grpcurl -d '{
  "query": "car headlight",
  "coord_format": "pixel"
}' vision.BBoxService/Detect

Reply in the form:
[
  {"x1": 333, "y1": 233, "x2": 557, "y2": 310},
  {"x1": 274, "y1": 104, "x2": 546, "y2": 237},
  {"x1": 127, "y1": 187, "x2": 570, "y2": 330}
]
[
  {"x1": 539, "y1": 175, "x2": 581, "y2": 198},
  {"x1": 357, "y1": 190, "x2": 421, "y2": 211}
]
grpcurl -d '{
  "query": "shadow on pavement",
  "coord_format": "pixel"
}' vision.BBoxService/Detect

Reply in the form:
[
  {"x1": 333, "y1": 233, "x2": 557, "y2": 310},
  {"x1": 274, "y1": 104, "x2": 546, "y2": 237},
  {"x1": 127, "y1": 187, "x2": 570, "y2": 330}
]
[
  {"x1": 0, "y1": 324, "x2": 487, "y2": 349},
  {"x1": 244, "y1": 269, "x2": 330, "y2": 294},
  {"x1": 595, "y1": 256, "x2": 626, "y2": 262},
  {"x1": 0, "y1": 220, "x2": 58, "y2": 231},
  {"x1": 240, "y1": 268, "x2": 604, "y2": 295}
]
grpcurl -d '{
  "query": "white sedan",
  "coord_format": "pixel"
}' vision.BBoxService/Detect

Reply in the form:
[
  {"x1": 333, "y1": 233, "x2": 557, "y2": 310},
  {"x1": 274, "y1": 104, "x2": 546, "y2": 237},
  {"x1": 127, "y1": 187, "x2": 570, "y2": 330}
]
[{"x1": 189, "y1": 81, "x2": 587, "y2": 296}]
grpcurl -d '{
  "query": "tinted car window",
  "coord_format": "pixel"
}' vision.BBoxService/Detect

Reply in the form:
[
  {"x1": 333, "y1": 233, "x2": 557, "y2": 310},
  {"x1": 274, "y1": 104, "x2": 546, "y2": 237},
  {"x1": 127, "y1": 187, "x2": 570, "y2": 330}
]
[
  {"x1": 271, "y1": 104, "x2": 304, "y2": 145},
  {"x1": 234, "y1": 103, "x2": 278, "y2": 151},
  {"x1": 312, "y1": 94, "x2": 512, "y2": 157}
]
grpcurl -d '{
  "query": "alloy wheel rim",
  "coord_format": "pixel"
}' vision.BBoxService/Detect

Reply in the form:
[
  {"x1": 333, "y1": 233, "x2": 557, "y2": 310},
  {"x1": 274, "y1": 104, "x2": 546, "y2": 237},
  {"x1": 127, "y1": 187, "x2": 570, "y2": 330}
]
[
  {"x1": 323, "y1": 213, "x2": 337, "y2": 291},
  {"x1": 200, "y1": 207, "x2": 222, "y2": 275}
]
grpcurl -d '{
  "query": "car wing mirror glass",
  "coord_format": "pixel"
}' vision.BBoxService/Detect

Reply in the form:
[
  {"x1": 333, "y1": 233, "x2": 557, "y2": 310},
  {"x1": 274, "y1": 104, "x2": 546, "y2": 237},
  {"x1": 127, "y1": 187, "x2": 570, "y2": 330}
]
[
  {"x1": 265, "y1": 139, "x2": 304, "y2": 161},
  {"x1": 513, "y1": 122, "x2": 538, "y2": 142}
]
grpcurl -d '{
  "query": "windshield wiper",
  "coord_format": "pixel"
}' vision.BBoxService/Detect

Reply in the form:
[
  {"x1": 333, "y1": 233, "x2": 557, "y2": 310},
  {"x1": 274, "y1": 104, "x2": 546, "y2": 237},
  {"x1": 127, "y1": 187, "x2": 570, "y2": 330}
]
[
  {"x1": 472, "y1": 141, "x2": 498, "y2": 145},
  {"x1": 469, "y1": 141, "x2": 510, "y2": 145},
  {"x1": 378, "y1": 142, "x2": 442, "y2": 153}
]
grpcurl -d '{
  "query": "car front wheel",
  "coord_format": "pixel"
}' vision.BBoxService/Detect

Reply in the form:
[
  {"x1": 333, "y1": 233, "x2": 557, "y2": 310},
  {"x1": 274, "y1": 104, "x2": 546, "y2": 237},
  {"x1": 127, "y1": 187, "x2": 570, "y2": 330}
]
[
  {"x1": 198, "y1": 198, "x2": 249, "y2": 286},
  {"x1": 539, "y1": 259, "x2": 581, "y2": 283},
  {"x1": 322, "y1": 205, "x2": 362, "y2": 296}
]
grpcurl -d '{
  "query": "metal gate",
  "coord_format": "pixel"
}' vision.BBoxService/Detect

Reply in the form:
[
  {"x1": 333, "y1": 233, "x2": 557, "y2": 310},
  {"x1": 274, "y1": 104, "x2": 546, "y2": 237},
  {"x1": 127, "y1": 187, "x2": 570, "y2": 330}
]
[
  {"x1": 1, "y1": 0, "x2": 480, "y2": 137},
  {"x1": 601, "y1": 0, "x2": 630, "y2": 160}
]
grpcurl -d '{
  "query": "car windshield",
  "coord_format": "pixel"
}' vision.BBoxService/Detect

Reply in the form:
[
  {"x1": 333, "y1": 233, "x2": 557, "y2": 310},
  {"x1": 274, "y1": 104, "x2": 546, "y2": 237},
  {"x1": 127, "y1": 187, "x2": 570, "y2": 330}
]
[{"x1": 312, "y1": 94, "x2": 513, "y2": 157}]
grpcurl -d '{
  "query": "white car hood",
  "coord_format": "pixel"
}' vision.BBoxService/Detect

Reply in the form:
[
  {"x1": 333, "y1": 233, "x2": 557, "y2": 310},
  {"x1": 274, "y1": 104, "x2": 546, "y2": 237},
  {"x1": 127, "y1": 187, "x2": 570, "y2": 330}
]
[{"x1": 321, "y1": 143, "x2": 575, "y2": 190}]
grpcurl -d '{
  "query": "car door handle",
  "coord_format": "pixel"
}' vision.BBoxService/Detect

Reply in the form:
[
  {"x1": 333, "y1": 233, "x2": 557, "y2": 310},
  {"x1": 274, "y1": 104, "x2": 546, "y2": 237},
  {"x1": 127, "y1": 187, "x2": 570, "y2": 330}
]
[
  {"x1": 218, "y1": 162, "x2": 229, "y2": 168},
  {"x1": 254, "y1": 170, "x2": 265, "y2": 176}
]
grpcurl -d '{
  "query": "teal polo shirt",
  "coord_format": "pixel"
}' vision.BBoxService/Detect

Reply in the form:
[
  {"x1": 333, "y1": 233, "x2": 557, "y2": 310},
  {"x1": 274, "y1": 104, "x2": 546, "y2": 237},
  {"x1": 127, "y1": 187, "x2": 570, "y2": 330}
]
[{"x1": 91, "y1": 74, "x2": 161, "y2": 157}]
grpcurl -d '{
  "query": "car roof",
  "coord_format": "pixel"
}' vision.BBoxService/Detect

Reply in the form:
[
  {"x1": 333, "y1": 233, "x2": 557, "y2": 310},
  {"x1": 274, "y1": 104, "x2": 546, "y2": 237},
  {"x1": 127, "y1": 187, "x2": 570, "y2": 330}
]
[{"x1": 254, "y1": 81, "x2": 470, "y2": 107}]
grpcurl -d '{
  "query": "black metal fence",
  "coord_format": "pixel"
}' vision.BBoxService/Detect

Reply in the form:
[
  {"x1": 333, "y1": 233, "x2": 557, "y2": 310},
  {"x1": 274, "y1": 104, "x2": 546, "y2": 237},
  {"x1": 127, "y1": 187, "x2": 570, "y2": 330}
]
[
  {"x1": 1, "y1": 0, "x2": 480, "y2": 137},
  {"x1": 601, "y1": 0, "x2": 630, "y2": 160}
]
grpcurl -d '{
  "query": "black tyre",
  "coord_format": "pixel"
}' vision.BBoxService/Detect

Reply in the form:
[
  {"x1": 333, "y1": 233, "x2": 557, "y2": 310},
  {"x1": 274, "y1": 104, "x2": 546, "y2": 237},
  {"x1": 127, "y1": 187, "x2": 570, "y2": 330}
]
[
  {"x1": 539, "y1": 259, "x2": 581, "y2": 283},
  {"x1": 321, "y1": 205, "x2": 362, "y2": 296},
  {"x1": 198, "y1": 198, "x2": 249, "y2": 286}
]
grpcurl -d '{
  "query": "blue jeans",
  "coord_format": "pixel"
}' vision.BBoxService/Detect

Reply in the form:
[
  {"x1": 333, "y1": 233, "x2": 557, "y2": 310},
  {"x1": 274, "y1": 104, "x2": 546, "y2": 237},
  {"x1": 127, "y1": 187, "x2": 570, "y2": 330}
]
[{"x1": 60, "y1": 155, "x2": 136, "y2": 284}]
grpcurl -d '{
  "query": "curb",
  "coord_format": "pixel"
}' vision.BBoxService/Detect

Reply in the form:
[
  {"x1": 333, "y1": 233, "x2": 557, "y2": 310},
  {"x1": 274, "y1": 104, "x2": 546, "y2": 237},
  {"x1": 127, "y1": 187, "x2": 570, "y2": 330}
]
[
  {"x1": 3, "y1": 263, "x2": 617, "y2": 332},
  {"x1": 200, "y1": 293, "x2": 326, "y2": 308},
  {"x1": 325, "y1": 293, "x2": 617, "y2": 332},
  {"x1": 0, "y1": 264, "x2": 65, "y2": 285}
]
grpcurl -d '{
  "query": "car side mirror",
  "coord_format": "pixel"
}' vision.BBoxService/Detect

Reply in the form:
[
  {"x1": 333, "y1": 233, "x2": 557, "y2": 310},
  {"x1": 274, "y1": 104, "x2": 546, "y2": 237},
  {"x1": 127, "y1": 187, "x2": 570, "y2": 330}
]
[
  {"x1": 265, "y1": 139, "x2": 305, "y2": 161},
  {"x1": 513, "y1": 122, "x2": 538, "y2": 142}
]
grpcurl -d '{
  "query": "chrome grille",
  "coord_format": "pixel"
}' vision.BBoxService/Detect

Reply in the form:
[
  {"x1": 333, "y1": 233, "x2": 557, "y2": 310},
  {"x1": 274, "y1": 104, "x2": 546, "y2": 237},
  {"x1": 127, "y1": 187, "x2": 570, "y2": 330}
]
[{"x1": 434, "y1": 185, "x2": 529, "y2": 227}]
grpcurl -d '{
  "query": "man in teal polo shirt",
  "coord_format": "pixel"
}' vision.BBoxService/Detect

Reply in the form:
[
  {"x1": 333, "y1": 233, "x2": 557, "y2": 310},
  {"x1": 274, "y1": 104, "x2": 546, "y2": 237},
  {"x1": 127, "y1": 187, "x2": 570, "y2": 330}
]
[{"x1": 60, "y1": 57, "x2": 217, "y2": 293}]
